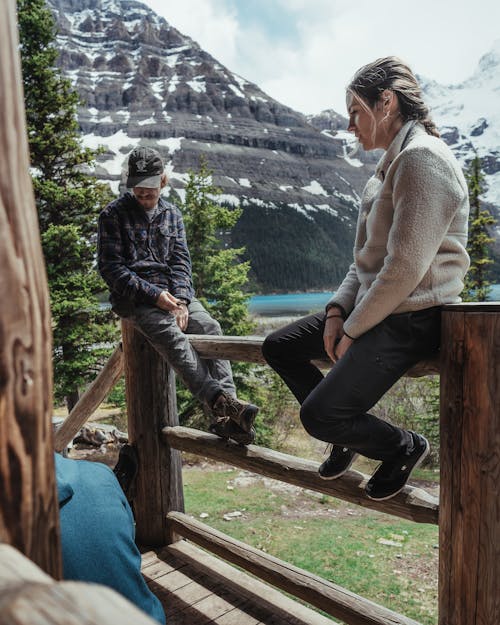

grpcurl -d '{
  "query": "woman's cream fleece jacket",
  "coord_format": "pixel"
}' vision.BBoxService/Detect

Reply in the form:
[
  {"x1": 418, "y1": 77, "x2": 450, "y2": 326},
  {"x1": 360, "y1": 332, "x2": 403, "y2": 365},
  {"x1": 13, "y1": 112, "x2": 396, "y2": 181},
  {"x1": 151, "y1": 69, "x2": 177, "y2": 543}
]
[{"x1": 327, "y1": 121, "x2": 470, "y2": 339}]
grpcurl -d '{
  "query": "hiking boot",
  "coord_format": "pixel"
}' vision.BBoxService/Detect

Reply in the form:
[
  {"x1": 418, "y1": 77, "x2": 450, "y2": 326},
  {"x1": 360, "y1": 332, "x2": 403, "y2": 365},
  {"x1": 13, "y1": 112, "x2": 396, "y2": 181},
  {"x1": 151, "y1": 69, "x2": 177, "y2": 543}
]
[
  {"x1": 209, "y1": 419, "x2": 256, "y2": 446},
  {"x1": 318, "y1": 445, "x2": 358, "y2": 480},
  {"x1": 113, "y1": 444, "x2": 138, "y2": 500},
  {"x1": 211, "y1": 392, "x2": 258, "y2": 434},
  {"x1": 365, "y1": 432, "x2": 430, "y2": 501}
]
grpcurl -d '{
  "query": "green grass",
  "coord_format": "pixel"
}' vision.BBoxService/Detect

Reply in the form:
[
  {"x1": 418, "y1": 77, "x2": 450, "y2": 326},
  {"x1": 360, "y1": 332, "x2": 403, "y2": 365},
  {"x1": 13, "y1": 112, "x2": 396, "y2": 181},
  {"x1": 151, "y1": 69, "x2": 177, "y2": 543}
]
[{"x1": 183, "y1": 465, "x2": 438, "y2": 625}]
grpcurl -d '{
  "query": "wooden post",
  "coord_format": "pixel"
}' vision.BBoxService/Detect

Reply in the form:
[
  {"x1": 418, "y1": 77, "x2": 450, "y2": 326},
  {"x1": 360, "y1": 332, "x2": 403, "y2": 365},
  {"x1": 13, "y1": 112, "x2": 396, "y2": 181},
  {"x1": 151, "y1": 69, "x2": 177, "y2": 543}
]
[
  {"x1": 121, "y1": 321, "x2": 184, "y2": 546},
  {"x1": 439, "y1": 303, "x2": 500, "y2": 625},
  {"x1": 0, "y1": 0, "x2": 61, "y2": 577}
]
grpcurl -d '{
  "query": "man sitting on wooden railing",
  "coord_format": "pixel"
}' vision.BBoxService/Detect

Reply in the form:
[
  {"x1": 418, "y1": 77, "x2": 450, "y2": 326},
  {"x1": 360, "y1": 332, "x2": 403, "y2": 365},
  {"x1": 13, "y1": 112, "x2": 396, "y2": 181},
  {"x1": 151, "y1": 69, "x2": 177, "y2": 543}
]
[{"x1": 97, "y1": 147, "x2": 258, "y2": 445}]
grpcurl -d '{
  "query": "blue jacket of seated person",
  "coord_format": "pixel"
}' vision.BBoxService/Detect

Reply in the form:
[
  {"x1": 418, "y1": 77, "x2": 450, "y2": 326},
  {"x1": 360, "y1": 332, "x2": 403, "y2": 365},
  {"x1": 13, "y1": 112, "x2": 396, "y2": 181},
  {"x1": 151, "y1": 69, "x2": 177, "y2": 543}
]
[{"x1": 55, "y1": 453, "x2": 165, "y2": 624}]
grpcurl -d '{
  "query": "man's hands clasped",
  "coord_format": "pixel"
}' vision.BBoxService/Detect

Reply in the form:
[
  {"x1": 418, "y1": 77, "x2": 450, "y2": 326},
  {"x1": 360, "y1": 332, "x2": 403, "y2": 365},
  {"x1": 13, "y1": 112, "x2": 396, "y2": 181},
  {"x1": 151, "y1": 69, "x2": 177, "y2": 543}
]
[{"x1": 156, "y1": 291, "x2": 189, "y2": 331}]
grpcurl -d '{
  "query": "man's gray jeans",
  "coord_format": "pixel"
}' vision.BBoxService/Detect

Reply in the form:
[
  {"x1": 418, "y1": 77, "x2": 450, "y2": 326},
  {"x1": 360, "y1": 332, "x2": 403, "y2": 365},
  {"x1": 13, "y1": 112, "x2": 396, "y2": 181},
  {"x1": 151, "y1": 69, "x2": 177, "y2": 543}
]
[{"x1": 129, "y1": 299, "x2": 236, "y2": 406}]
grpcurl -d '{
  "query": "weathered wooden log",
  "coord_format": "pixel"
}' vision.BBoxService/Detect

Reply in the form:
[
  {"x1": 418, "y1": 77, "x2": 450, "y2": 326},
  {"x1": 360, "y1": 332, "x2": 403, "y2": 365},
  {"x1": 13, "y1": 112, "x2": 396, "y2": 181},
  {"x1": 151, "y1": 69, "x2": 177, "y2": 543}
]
[
  {"x1": 53, "y1": 344, "x2": 124, "y2": 451},
  {"x1": 163, "y1": 426, "x2": 439, "y2": 524},
  {"x1": 121, "y1": 321, "x2": 184, "y2": 545},
  {"x1": 439, "y1": 303, "x2": 500, "y2": 625},
  {"x1": 0, "y1": 0, "x2": 61, "y2": 577},
  {"x1": 0, "y1": 545, "x2": 157, "y2": 625},
  {"x1": 167, "y1": 512, "x2": 422, "y2": 625},
  {"x1": 187, "y1": 334, "x2": 440, "y2": 376}
]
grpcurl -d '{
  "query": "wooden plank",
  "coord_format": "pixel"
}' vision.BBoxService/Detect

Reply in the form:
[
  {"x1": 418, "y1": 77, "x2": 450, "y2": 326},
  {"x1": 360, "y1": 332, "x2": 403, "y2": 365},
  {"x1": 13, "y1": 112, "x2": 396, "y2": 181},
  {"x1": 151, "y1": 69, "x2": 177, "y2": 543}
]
[
  {"x1": 0, "y1": 546, "x2": 157, "y2": 625},
  {"x1": 161, "y1": 580, "x2": 213, "y2": 615},
  {"x1": 166, "y1": 515, "x2": 421, "y2": 625},
  {"x1": 184, "y1": 592, "x2": 244, "y2": 622},
  {"x1": 187, "y1": 335, "x2": 439, "y2": 377},
  {"x1": 215, "y1": 605, "x2": 261, "y2": 625},
  {"x1": 142, "y1": 562, "x2": 191, "y2": 592},
  {"x1": 166, "y1": 580, "x2": 251, "y2": 625},
  {"x1": 0, "y1": 581, "x2": 159, "y2": 625},
  {"x1": 0, "y1": 0, "x2": 61, "y2": 578},
  {"x1": 53, "y1": 345, "x2": 124, "y2": 451},
  {"x1": 163, "y1": 426, "x2": 438, "y2": 524},
  {"x1": 141, "y1": 550, "x2": 164, "y2": 567},
  {"x1": 439, "y1": 310, "x2": 500, "y2": 625},
  {"x1": 122, "y1": 320, "x2": 184, "y2": 545},
  {"x1": 0, "y1": 545, "x2": 53, "y2": 586},
  {"x1": 166, "y1": 540, "x2": 335, "y2": 625}
]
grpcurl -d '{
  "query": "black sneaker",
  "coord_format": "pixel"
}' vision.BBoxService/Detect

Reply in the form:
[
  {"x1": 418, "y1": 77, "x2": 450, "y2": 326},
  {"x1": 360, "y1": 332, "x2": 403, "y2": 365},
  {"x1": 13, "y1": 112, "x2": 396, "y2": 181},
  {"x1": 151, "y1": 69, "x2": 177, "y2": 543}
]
[
  {"x1": 209, "y1": 418, "x2": 256, "y2": 446},
  {"x1": 318, "y1": 445, "x2": 358, "y2": 480},
  {"x1": 365, "y1": 433, "x2": 430, "y2": 501}
]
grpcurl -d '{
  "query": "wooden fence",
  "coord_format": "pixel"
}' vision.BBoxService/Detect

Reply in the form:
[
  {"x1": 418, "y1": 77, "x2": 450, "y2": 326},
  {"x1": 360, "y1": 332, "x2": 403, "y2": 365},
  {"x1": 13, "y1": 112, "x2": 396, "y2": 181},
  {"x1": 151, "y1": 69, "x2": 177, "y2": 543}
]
[{"x1": 121, "y1": 308, "x2": 497, "y2": 625}]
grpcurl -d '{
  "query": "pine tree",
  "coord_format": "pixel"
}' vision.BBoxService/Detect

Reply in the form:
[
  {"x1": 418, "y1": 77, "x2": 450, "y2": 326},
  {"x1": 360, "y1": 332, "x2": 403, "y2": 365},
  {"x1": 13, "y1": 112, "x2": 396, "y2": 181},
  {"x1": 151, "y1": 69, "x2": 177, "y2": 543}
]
[
  {"x1": 173, "y1": 162, "x2": 257, "y2": 426},
  {"x1": 179, "y1": 161, "x2": 254, "y2": 336},
  {"x1": 462, "y1": 153, "x2": 496, "y2": 302},
  {"x1": 18, "y1": 0, "x2": 118, "y2": 410}
]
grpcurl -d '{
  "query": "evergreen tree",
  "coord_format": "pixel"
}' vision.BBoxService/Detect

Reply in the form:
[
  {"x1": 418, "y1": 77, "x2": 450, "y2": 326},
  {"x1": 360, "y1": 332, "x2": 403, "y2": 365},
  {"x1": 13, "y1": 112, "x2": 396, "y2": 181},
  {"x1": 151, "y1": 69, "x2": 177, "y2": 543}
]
[
  {"x1": 179, "y1": 161, "x2": 254, "y2": 336},
  {"x1": 462, "y1": 153, "x2": 496, "y2": 302},
  {"x1": 18, "y1": 0, "x2": 118, "y2": 410},
  {"x1": 174, "y1": 162, "x2": 257, "y2": 426}
]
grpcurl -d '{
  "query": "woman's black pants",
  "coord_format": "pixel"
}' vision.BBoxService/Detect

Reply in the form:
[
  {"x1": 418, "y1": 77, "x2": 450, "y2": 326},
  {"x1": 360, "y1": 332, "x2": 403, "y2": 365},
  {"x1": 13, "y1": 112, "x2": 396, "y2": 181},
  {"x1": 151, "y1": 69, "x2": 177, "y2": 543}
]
[{"x1": 262, "y1": 307, "x2": 441, "y2": 461}]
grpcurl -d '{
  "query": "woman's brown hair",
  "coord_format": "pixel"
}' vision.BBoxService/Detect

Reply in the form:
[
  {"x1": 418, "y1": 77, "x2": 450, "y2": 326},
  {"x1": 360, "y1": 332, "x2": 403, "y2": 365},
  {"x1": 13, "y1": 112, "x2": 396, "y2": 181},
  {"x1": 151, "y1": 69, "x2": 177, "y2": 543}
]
[{"x1": 348, "y1": 56, "x2": 440, "y2": 137}]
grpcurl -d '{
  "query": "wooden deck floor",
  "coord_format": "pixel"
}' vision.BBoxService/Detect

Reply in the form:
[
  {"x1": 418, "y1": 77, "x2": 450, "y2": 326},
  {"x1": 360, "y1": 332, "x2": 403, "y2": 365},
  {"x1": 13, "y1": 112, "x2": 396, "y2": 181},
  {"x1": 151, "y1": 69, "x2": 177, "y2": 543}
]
[{"x1": 141, "y1": 540, "x2": 335, "y2": 625}]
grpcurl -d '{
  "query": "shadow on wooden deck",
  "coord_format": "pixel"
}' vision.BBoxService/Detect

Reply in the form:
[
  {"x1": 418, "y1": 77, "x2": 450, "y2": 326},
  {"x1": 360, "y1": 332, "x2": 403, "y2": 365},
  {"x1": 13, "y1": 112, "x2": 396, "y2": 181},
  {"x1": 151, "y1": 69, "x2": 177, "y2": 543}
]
[{"x1": 142, "y1": 540, "x2": 334, "y2": 625}]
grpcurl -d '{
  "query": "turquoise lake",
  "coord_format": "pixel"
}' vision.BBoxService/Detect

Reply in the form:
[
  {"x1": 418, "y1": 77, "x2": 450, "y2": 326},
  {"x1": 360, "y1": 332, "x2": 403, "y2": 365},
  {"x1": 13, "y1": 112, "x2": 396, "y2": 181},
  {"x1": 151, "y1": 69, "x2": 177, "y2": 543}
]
[{"x1": 248, "y1": 284, "x2": 500, "y2": 316}]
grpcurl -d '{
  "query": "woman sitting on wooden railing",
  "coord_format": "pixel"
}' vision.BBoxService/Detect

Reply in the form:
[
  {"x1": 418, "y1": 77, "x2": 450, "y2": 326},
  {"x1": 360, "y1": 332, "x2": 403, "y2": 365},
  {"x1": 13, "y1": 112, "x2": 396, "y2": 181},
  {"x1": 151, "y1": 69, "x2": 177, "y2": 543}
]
[{"x1": 263, "y1": 56, "x2": 470, "y2": 502}]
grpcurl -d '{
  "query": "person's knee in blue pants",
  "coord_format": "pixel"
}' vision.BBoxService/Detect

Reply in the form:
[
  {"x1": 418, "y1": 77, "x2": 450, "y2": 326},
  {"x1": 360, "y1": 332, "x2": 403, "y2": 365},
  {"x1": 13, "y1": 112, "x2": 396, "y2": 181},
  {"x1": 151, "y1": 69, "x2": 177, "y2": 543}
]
[{"x1": 55, "y1": 454, "x2": 166, "y2": 624}]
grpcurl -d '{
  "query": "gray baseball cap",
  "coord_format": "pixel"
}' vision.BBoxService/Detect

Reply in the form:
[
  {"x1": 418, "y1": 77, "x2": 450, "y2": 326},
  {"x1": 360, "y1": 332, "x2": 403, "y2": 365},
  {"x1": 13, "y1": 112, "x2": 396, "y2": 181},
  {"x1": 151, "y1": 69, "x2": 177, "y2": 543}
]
[{"x1": 126, "y1": 147, "x2": 164, "y2": 188}]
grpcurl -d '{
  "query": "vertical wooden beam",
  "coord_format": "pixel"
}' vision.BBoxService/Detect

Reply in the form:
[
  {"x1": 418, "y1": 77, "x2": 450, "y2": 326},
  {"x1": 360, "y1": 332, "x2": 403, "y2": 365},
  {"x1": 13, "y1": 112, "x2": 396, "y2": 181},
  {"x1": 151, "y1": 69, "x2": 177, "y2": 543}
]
[
  {"x1": 439, "y1": 303, "x2": 500, "y2": 625},
  {"x1": 121, "y1": 321, "x2": 184, "y2": 546},
  {"x1": 0, "y1": 0, "x2": 61, "y2": 577}
]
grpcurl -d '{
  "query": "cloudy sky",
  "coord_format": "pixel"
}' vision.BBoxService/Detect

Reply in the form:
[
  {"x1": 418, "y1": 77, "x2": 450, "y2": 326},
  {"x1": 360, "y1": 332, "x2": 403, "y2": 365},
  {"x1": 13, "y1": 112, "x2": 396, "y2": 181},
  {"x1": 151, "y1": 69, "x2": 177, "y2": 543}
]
[{"x1": 141, "y1": 0, "x2": 500, "y2": 116}]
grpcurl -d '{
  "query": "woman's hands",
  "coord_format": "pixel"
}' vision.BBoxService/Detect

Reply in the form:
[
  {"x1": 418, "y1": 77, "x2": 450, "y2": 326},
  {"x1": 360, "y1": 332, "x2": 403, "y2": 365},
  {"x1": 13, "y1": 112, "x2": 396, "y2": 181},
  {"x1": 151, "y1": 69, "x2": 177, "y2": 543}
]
[{"x1": 323, "y1": 308, "x2": 353, "y2": 363}]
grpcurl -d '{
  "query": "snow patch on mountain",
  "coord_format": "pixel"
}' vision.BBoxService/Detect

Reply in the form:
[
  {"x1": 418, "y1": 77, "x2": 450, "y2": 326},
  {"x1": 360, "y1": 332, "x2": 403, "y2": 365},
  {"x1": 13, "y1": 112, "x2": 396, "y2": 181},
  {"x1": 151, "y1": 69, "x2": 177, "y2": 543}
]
[
  {"x1": 302, "y1": 181, "x2": 329, "y2": 196},
  {"x1": 422, "y1": 39, "x2": 500, "y2": 208}
]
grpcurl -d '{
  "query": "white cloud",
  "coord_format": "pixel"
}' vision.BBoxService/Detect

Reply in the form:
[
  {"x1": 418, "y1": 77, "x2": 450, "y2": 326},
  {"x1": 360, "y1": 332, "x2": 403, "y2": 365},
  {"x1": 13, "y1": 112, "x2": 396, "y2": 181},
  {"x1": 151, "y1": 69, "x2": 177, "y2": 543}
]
[
  {"x1": 142, "y1": 0, "x2": 500, "y2": 115},
  {"x1": 143, "y1": 0, "x2": 240, "y2": 69}
]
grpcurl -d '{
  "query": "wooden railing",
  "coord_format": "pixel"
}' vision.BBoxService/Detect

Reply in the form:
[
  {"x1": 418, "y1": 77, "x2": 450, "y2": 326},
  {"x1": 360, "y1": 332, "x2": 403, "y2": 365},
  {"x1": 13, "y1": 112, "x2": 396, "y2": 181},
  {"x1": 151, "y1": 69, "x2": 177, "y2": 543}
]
[
  {"x1": 119, "y1": 304, "x2": 499, "y2": 625},
  {"x1": 46, "y1": 307, "x2": 500, "y2": 623}
]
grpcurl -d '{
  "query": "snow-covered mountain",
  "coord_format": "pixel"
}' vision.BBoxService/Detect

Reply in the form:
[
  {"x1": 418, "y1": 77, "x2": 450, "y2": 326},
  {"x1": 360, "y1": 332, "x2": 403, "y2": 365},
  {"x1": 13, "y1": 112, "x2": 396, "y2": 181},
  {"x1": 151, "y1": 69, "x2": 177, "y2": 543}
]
[
  {"x1": 47, "y1": 0, "x2": 377, "y2": 290},
  {"x1": 421, "y1": 39, "x2": 500, "y2": 215},
  {"x1": 45, "y1": 0, "x2": 499, "y2": 288}
]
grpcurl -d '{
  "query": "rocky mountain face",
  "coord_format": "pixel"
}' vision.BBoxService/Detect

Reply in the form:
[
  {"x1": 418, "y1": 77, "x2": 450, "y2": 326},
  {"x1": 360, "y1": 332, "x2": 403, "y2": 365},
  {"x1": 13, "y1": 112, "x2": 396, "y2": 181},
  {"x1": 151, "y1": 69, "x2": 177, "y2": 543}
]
[
  {"x1": 419, "y1": 43, "x2": 500, "y2": 275},
  {"x1": 421, "y1": 43, "x2": 500, "y2": 206},
  {"x1": 46, "y1": 0, "x2": 499, "y2": 290},
  {"x1": 46, "y1": 0, "x2": 377, "y2": 291}
]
